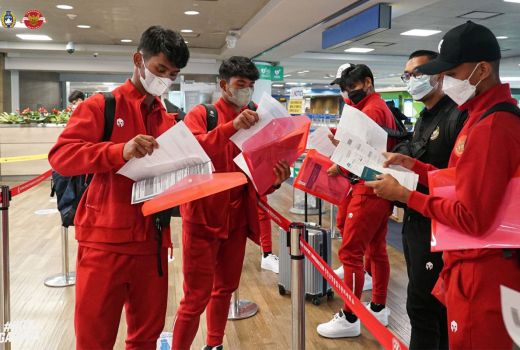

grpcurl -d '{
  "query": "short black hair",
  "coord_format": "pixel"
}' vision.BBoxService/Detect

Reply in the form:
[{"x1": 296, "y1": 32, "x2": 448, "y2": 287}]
[
  {"x1": 341, "y1": 64, "x2": 374, "y2": 88},
  {"x1": 138, "y1": 26, "x2": 190, "y2": 69},
  {"x1": 219, "y1": 56, "x2": 259, "y2": 81},
  {"x1": 408, "y1": 50, "x2": 439, "y2": 61},
  {"x1": 490, "y1": 59, "x2": 500, "y2": 76},
  {"x1": 68, "y1": 90, "x2": 85, "y2": 103}
]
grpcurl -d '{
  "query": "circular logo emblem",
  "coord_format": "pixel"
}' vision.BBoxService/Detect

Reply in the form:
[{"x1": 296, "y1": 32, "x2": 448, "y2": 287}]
[
  {"x1": 430, "y1": 126, "x2": 440, "y2": 141},
  {"x1": 23, "y1": 10, "x2": 46, "y2": 30},
  {"x1": 454, "y1": 134, "x2": 467, "y2": 157},
  {"x1": 1, "y1": 11, "x2": 16, "y2": 29}
]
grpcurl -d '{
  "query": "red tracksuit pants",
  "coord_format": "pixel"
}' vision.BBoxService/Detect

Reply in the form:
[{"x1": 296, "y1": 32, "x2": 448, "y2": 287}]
[
  {"x1": 172, "y1": 225, "x2": 248, "y2": 349},
  {"x1": 442, "y1": 253, "x2": 520, "y2": 349},
  {"x1": 258, "y1": 195, "x2": 272, "y2": 253},
  {"x1": 337, "y1": 196, "x2": 372, "y2": 275},
  {"x1": 75, "y1": 246, "x2": 168, "y2": 350},
  {"x1": 338, "y1": 193, "x2": 392, "y2": 311}
]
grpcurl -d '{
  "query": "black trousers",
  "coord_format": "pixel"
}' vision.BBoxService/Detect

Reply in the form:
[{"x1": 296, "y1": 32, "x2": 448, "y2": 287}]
[{"x1": 402, "y1": 211, "x2": 448, "y2": 350}]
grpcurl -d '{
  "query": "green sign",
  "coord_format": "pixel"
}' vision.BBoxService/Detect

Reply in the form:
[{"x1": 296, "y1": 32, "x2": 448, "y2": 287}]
[
  {"x1": 271, "y1": 66, "x2": 284, "y2": 81},
  {"x1": 255, "y1": 64, "x2": 284, "y2": 81},
  {"x1": 256, "y1": 65, "x2": 272, "y2": 80}
]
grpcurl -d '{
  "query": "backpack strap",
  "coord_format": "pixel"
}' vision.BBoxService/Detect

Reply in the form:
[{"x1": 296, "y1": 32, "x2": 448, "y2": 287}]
[
  {"x1": 202, "y1": 104, "x2": 218, "y2": 132},
  {"x1": 101, "y1": 92, "x2": 116, "y2": 141},
  {"x1": 479, "y1": 102, "x2": 520, "y2": 122}
]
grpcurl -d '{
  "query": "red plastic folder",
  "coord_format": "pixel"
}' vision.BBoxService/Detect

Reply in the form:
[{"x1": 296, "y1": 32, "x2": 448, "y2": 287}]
[
  {"x1": 294, "y1": 149, "x2": 350, "y2": 205},
  {"x1": 429, "y1": 167, "x2": 520, "y2": 251},
  {"x1": 142, "y1": 172, "x2": 248, "y2": 216},
  {"x1": 241, "y1": 116, "x2": 311, "y2": 195}
]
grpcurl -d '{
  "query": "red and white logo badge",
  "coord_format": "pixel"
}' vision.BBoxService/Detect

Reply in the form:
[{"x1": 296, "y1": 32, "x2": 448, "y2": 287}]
[{"x1": 23, "y1": 10, "x2": 46, "y2": 30}]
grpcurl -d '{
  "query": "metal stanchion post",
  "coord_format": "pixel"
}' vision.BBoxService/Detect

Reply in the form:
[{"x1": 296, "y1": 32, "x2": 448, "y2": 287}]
[
  {"x1": 330, "y1": 203, "x2": 341, "y2": 239},
  {"x1": 44, "y1": 226, "x2": 75, "y2": 287},
  {"x1": 227, "y1": 288, "x2": 258, "y2": 320},
  {"x1": 289, "y1": 222, "x2": 305, "y2": 350},
  {"x1": 1, "y1": 186, "x2": 11, "y2": 350}
]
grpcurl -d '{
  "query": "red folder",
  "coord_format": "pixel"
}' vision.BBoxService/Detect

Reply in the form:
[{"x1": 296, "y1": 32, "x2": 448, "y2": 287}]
[
  {"x1": 142, "y1": 172, "x2": 248, "y2": 216},
  {"x1": 242, "y1": 116, "x2": 311, "y2": 194},
  {"x1": 429, "y1": 167, "x2": 520, "y2": 251},
  {"x1": 294, "y1": 149, "x2": 350, "y2": 205}
]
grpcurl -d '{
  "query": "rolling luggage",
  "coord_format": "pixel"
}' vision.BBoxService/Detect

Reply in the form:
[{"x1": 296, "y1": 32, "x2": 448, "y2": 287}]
[{"x1": 278, "y1": 223, "x2": 333, "y2": 305}]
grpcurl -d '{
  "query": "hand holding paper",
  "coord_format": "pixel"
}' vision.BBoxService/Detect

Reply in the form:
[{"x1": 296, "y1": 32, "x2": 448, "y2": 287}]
[{"x1": 308, "y1": 126, "x2": 336, "y2": 157}]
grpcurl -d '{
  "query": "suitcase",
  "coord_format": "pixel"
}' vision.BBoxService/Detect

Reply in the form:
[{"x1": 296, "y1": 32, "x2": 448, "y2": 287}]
[{"x1": 278, "y1": 223, "x2": 334, "y2": 305}]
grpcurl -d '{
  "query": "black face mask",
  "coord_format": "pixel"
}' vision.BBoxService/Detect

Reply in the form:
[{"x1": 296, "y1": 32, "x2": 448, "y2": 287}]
[{"x1": 348, "y1": 89, "x2": 367, "y2": 105}]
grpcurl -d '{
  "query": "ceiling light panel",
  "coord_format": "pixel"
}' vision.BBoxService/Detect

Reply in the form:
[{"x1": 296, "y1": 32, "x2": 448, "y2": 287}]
[
  {"x1": 16, "y1": 34, "x2": 52, "y2": 41},
  {"x1": 344, "y1": 47, "x2": 374, "y2": 53},
  {"x1": 458, "y1": 11, "x2": 502, "y2": 19},
  {"x1": 401, "y1": 29, "x2": 441, "y2": 37}
]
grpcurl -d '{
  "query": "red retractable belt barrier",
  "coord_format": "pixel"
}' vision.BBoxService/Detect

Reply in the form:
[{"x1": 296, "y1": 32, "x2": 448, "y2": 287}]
[
  {"x1": 260, "y1": 198, "x2": 408, "y2": 350},
  {"x1": 0, "y1": 169, "x2": 52, "y2": 204}
]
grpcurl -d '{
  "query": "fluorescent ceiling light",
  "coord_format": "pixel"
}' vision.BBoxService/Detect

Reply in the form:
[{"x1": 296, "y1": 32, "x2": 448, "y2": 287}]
[
  {"x1": 502, "y1": 76, "x2": 520, "y2": 81},
  {"x1": 16, "y1": 34, "x2": 52, "y2": 41},
  {"x1": 504, "y1": 0, "x2": 520, "y2": 3},
  {"x1": 297, "y1": 70, "x2": 309, "y2": 74},
  {"x1": 121, "y1": 39, "x2": 132, "y2": 43},
  {"x1": 286, "y1": 82, "x2": 299, "y2": 85},
  {"x1": 272, "y1": 84, "x2": 284, "y2": 87},
  {"x1": 77, "y1": 25, "x2": 91, "y2": 29},
  {"x1": 401, "y1": 29, "x2": 441, "y2": 37},
  {"x1": 184, "y1": 10, "x2": 200, "y2": 15},
  {"x1": 496, "y1": 36, "x2": 508, "y2": 39},
  {"x1": 181, "y1": 29, "x2": 193, "y2": 33},
  {"x1": 56, "y1": 4, "x2": 74, "y2": 10},
  {"x1": 283, "y1": 74, "x2": 291, "y2": 77},
  {"x1": 344, "y1": 47, "x2": 374, "y2": 53}
]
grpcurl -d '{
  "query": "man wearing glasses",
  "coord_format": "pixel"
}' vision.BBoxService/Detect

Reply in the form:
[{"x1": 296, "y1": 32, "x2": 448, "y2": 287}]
[{"x1": 397, "y1": 50, "x2": 466, "y2": 349}]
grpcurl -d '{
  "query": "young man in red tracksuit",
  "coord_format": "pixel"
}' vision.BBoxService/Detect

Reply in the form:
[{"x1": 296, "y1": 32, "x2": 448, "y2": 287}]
[
  {"x1": 258, "y1": 195, "x2": 279, "y2": 273},
  {"x1": 172, "y1": 56, "x2": 290, "y2": 350},
  {"x1": 367, "y1": 21, "x2": 520, "y2": 349},
  {"x1": 318, "y1": 64, "x2": 397, "y2": 339},
  {"x1": 48, "y1": 27, "x2": 189, "y2": 350}
]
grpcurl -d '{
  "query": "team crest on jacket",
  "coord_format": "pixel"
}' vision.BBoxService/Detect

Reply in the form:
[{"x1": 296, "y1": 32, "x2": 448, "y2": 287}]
[
  {"x1": 430, "y1": 126, "x2": 440, "y2": 141},
  {"x1": 116, "y1": 118, "x2": 124, "y2": 127},
  {"x1": 450, "y1": 320, "x2": 458, "y2": 332},
  {"x1": 454, "y1": 135, "x2": 467, "y2": 157}
]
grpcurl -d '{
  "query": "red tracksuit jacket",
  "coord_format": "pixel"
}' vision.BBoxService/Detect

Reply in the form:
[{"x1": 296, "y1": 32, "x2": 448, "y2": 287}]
[
  {"x1": 48, "y1": 80, "x2": 175, "y2": 251},
  {"x1": 180, "y1": 97, "x2": 274, "y2": 243},
  {"x1": 407, "y1": 83, "x2": 520, "y2": 266}
]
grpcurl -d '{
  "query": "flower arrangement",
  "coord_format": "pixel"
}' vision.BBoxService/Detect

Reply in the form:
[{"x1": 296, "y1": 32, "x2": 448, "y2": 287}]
[{"x1": 0, "y1": 107, "x2": 72, "y2": 125}]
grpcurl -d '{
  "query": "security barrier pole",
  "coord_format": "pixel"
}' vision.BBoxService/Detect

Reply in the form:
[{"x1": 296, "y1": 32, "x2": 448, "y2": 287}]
[
  {"x1": 227, "y1": 288, "x2": 258, "y2": 320},
  {"x1": 289, "y1": 222, "x2": 305, "y2": 350},
  {"x1": 0, "y1": 186, "x2": 11, "y2": 350},
  {"x1": 44, "y1": 226, "x2": 75, "y2": 287}
]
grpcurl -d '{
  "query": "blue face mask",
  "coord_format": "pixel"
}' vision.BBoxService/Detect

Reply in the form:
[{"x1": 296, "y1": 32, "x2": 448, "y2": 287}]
[{"x1": 407, "y1": 75, "x2": 436, "y2": 101}]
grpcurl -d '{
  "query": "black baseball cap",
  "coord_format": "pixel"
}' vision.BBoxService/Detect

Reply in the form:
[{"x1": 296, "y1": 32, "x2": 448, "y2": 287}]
[{"x1": 417, "y1": 21, "x2": 501, "y2": 75}]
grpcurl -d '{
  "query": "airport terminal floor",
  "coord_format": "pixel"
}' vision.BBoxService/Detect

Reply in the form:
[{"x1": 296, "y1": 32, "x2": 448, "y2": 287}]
[{"x1": 3, "y1": 179, "x2": 410, "y2": 350}]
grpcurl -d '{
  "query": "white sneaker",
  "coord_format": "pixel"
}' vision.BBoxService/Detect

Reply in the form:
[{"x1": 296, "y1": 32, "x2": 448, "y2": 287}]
[
  {"x1": 317, "y1": 311, "x2": 361, "y2": 338},
  {"x1": 333, "y1": 267, "x2": 372, "y2": 292},
  {"x1": 202, "y1": 346, "x2": 223, "y2": 350},
  {"x1": 333, "y1": 266, "x2": 344, "y2": 279},
  {"x1": 261, "y1": 254, "x2": 279, "y2": 274},
  {"x1": 363, "y1": 272, "x2": 373, "y2": 291},
  {"x1": 365, "y1": 303, "x2": 390, "y2": 327}
]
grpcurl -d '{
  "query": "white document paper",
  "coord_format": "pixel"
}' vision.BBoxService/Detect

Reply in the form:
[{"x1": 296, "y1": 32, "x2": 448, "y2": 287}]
[
  {"x1": 233, "y1": 153, "x2": 256, "y2": 191},
  {"x1": 117, "y1": 122, "x2": 211, "y2": 181},
  {"x1": 335, "y1": 104, "x2": 388, "y2": 152},
  {"x1": 230, "y1": 93, "x2": 288, "y2": 150},
  {"x1": 331, "y1": 136, "x2": 418, "y2": 191},
  {"x1": 500, "y1": 285, "x2": 520, "y2": 347},
  {"x1": 308, "y1": 126, "x2": 336, "y2": 157}
]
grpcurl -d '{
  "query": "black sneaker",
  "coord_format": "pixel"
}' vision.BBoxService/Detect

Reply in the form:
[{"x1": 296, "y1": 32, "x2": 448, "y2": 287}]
[{"x1": 202, "y1": 346, "x2": 223, "y2": 350}]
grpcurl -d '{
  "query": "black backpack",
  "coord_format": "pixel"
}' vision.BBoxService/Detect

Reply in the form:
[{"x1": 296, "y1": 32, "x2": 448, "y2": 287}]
[{"x1": 52, "y1": 92, "x2": 115, "y2": 227}]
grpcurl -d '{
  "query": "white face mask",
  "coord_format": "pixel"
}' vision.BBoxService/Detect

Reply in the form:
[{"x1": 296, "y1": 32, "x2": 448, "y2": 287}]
[
  {"x1": 442, "y1": 64, "x2": 482, "y2": 106},
  {"x1": 139, "y1": 63, "x2": 174, "y2": 96},
  {"x1": 227, "y1": 86, "x2": 253, "y2": 107},
  {"x1": 407, "y1": 75, "x2": 436, "y2": 101}
]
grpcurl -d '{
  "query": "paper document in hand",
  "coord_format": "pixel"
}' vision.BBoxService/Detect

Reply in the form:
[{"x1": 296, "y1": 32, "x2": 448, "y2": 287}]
[
  {"x1": 308, "y1": 126, "x2": 336, "y2": 157},
  {"x1": 234, "y1": 116, "x2": 311, "y2": 194},
  {"x1": 141, "y1": 172, "x2": 248, "y2": 216},
  {"x1": 131, "y1": 161, "x2": 212, "y2": 204},
  {"x1": 230, "y1": 93, "x2": 291, "y2": 150},
  {"x1": 331, "y1": 137, "x2": 418, "y2": 191},
  {"x1": 117, "y1": 122, "x2": 211, "y2": 181},
  {"x1": 294, "y1": 149, "x2": 350, "y2": 205},
  {"x1": 429, "y1": 167, "x2": 520, "y2": 251},
  {"x1": 335, "y1": 104, "x2": 387, "y2": 152}
]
